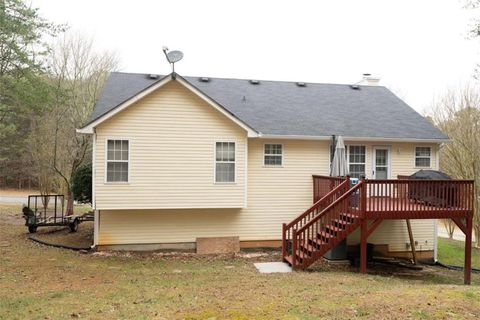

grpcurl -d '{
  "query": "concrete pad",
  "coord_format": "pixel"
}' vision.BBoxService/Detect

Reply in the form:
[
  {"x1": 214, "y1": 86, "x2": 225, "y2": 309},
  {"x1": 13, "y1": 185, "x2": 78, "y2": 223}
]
[{"x1": 254, "y1": 262, "x2": 292, "y2": 273}]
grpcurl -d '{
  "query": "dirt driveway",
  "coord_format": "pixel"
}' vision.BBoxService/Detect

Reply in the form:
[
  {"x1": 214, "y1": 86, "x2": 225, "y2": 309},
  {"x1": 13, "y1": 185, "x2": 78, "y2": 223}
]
[{"x1": 0, "y1": 188, "x2": 38, "y2": 204}]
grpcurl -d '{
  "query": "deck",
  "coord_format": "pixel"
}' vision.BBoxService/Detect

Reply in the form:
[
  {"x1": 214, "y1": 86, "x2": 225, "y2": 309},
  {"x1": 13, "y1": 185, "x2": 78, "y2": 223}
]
[
  {"x1": 313, "y1": 175, "x2": 474, "y2": 220},
  {"x1": 364, "y1": 197, "x2": 472, "y2": 219},
  {"x1": 303, "y1": 175, "x2": 475, "y2": 284}
]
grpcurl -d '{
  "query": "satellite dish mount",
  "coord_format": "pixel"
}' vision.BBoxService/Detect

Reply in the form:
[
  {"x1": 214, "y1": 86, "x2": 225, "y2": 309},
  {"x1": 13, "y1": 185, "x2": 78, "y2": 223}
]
[{"x1": 162, "y1": 46, "x2": 184, "y2": 74}]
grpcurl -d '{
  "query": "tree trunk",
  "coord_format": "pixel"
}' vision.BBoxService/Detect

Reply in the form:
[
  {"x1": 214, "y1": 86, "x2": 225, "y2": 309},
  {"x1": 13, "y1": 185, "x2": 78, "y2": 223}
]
[
  {"x1": 66, "y1": 190, "x2": 74, "y2": 215},
  {"x1": 443, "y1": 219, "x2": 455, "y2": 239},
  {"x1": 475, "y1": 225, "x2": 480, "y2": 248}
]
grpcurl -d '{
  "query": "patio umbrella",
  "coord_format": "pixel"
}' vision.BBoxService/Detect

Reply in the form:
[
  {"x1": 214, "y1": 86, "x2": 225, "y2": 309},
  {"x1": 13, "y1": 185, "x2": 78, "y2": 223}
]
[
  {"x1": 326, "y1": 136, "x2": 349, "y2": 261},
  {"x1": 330, "y1": 136, "x2": 348, "y2": 177}
]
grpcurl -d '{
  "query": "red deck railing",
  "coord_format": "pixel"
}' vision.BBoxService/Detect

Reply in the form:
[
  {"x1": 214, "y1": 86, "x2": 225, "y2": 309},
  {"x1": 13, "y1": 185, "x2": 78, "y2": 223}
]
[
  {"x1": 312, "y1": 175, "x2": 347, "y2": 202},
  {"x1": 364, "y1": 179, "x2": 475, "y2": 219}
]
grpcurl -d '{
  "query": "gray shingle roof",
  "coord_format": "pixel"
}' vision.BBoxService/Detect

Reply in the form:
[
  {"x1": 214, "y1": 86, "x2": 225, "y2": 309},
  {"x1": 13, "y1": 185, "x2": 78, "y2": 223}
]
[{"x1": 90, "y1": 72, "x2": 447, "y2": 140}]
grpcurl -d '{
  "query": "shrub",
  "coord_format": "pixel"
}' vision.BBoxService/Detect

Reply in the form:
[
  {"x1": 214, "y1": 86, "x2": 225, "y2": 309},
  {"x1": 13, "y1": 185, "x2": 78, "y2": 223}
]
[{"x1": 72, "y1": 164, "x2": 92, "y2": 204}]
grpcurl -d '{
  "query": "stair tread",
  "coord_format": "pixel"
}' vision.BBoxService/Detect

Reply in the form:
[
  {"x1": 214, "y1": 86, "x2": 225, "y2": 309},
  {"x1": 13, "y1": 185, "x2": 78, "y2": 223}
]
[
  {"x1": 295, "y1": 249, "x2": 309, "y2": 259},
  {"x1": 325, "y1": 224, "x2": 345, "y2": 232},
  {"x1": 311, "y1": 238, "x2": 328, "y2": 246},
  {"x1": 318, "y1": 230, "x2": 335, "y2": 238},
  {"x1": 300, "y1": 241, "x2": 318, "y2": 253},
  {"x1": 300, "y1": 238, "x2": 328, "y2": 253},
  {"x1": 332, "y1": 218, "x2": 351, "y2": 225},
  {"x1": 340, "y1": 212, "x2": 360, "y2": 219}
]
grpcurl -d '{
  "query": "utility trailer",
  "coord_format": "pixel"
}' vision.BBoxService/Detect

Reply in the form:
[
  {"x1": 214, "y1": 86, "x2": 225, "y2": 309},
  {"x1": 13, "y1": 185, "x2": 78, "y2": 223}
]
[{"x1": 22, "y1": 195, "x2": 93, "y2": 233}]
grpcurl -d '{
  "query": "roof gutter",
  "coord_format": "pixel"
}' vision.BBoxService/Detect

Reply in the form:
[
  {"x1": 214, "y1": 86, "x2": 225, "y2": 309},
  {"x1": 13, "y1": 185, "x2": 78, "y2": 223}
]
[
  {"x1": 257, "y1": 134, "x2": 331, "y2": 141},
  {"x1": 256, "y1": 134, "x2": 449, "y2": 143},
  {"x1": 341, "y1": 136, "x2": 450, "y2": 143}
]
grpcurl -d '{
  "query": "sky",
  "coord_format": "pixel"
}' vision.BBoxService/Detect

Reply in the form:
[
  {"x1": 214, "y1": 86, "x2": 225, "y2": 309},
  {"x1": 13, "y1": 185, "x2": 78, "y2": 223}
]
[{"x1": 32, "y1": 0, "x2": 480, "y2": 113}]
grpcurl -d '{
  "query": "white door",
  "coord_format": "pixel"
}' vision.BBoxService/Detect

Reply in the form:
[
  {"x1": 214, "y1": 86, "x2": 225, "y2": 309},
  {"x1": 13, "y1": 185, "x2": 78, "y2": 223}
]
[
  {"x1": 373, "y1": 146, "x2": 390, "y2": 179},
  {"x1": 372, "y1": 146, "x2": 391, "y2": 196}
]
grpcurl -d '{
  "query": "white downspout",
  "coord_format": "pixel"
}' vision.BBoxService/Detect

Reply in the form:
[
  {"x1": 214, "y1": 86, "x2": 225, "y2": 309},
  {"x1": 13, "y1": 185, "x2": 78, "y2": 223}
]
[
  {"x1": 92, "y1": 130, "x2": 98, "y2": 248},
  {"x1": 433, "y1": 143, "x2": 442, "y2": 262}
]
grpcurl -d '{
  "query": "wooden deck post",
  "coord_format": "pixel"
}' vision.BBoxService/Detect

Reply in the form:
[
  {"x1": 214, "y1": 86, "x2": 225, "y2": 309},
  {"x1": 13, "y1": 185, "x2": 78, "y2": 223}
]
[
  {"x1": 464, "y1": 216, "x2": 473, "y2": 285},
  {"x1": 292, "y1": 229, "x2": 297, "y2": 270},
  {"x1": 359, "y1": 178, "x2": 368, "y2": 273},
  {"x1": 282, "y1": 223, "x2": 287, "y2": 261},
  {"x1": 406, "y1": 219, "x2": 417, "y2": 264},
  {"x1": 360, "y1": 177, "x2": 367, "y2": 215},
  {"x1": 360, "y1": 219, "x2": 367, "y2": 273}
]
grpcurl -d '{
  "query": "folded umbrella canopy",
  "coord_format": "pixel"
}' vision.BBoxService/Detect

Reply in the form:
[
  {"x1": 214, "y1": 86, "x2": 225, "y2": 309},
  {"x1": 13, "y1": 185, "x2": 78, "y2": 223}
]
[
  {"x1": 326, "y1": 135, "x2": 349, "y2": 261},
  {"x1": 330, "y1": 136, "x2": 348, "y2": 177}
]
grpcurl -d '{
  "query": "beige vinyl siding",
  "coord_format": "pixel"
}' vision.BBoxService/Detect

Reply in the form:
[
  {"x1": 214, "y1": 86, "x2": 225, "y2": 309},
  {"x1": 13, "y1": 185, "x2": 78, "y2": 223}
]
[
  {"x1": 344, "y1": 141, "x2": 438, "y2": 251},
  {"x1": 94, "y1": 81, "x2": 247, "y2": 209},
  {"x1": 98, "y1": 135, "x2": 438, "y2": 252},
  {"x1": 244, "y1": 139, "x2": 331, "y2": 239},
  {"x1": 98, "y1": 139, "x2": 331, "y2": 244}
]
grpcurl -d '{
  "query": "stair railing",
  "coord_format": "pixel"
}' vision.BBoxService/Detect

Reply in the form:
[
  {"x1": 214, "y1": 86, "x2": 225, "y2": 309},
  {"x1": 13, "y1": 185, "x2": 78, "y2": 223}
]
[
  {"x1": 313, "y1": 175, "x2": 348, "y2": 202},
  {"x1": 282, "y1": 178, "x2": 350, "y2": 260},
  {"x1": 292, "y1": 180, "x2": 365, "y2": 269}
]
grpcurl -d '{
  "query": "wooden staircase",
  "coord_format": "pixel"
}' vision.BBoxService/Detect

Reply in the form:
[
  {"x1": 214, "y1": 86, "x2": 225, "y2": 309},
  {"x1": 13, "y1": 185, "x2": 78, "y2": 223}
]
[
  {"x1": 282, "y1": 177, "x2": 365, "y2": 270},
  {"x1": 282, "y1": 175, "x2": 475, "y2": 284}
]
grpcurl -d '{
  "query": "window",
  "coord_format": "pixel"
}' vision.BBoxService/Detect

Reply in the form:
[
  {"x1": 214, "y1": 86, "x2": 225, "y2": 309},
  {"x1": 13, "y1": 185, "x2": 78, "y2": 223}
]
[
  {"x1": 264, "y1": 144, "x2": 283, "y2": 166},
  {"x1": 348, "y1": 145, "x2": 366, "y2": 179},
  {"x1": 415, "y1": 147, "x2": 431, "y2": 167},
  {"x1": 215, "y1": 142, "x2": 235, "y2": 182},
  {"x1": 106, "y1": 140, "x2": 129, "y2": 182}
]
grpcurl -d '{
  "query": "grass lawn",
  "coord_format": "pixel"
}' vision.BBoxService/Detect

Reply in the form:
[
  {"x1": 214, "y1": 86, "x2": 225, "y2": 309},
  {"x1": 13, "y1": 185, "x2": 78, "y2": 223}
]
[
  {"x1": 437, "y1": 237, "x2": 480, "y2": 269},
  {"x1": 1, "y1": 203, "x2": 479, "y2": 319}
]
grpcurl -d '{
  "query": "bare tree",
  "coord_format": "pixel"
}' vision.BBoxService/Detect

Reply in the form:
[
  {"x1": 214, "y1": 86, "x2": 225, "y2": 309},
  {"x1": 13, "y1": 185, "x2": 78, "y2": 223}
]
[
  {"x1": 28, "y1": 113, "x2": 59, "y2": 197},
  {"x1": 442, "y1": 219, "x2": 456, "y2": 239},
  {"x1": 32, "y1": 33, "x2": 118, "y2": 214},
  {"x1": 430, "y1": 86, "x2": 480, "y2": 247}
]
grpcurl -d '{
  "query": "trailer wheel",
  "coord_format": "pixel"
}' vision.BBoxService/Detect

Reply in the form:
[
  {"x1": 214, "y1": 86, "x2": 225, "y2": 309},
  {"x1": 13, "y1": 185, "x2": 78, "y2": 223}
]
[
  {"x1": 69, "y1": 219, "x2": 79, "y2": 233},
  {"x1": 28, "y1": 226, "x2": 37, "y2": 233}
]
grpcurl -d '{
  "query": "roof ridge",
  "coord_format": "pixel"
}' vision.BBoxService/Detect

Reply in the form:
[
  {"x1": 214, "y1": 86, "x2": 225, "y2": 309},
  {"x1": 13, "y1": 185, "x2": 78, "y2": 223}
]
[
  {"x1": 111, "y1": 71, "x2": 165, "y2": 76},
  {"x1": 110, "y1": 71, "x2": 387, "y2": 88}
]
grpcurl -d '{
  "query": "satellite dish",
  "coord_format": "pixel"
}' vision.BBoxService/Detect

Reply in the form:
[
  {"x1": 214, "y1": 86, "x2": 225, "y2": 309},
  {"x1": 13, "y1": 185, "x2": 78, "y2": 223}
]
[
  {"x1": 162, "y1": 47, "x2": 183, "y2": 74},
  {"x1": 166, "y1": 50, "x2": 183, "y2": 63}
]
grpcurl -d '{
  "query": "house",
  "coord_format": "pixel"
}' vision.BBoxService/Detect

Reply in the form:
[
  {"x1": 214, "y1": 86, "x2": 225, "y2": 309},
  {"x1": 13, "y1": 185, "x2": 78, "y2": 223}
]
[{"x1": 78, "y1": 72, "x2": 474, "y2": 283}]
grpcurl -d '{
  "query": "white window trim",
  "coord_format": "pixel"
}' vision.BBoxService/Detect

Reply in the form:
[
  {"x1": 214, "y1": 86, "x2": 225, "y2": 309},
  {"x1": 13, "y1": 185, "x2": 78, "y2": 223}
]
[
  {"x1": 104, "y1": 138, "x2": 131, "y2": 184},
  {"x1": 213, "y1": 140, "x2": 236, "y2": 184},
  {"x1": 414, "y1": 146, "x2": 432, "y2": 169},
  {"x1": 346, "y1": 144, "x2": 367, "y2": 178},
  {"x1": 263, "y1": 143, "x2": 284, "y2": 167}
]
